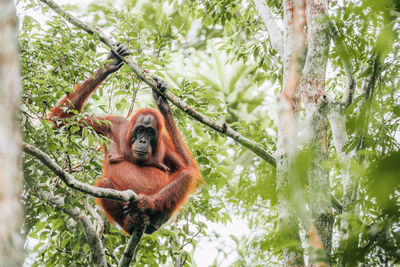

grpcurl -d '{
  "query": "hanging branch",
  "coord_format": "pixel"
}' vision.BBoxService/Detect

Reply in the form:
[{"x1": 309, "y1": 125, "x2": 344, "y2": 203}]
[
  {"x1": 118, "y1": 227, "x2": 146, "y2": 267},
  {"x1": 39, "y1": 0, "x2": 276, "y2": 167},
  {"x1": 23, "y1": 142, "x2": 137, "y2": 201},
  {"x1": 37, "y1": 189, "x2": 107, "y2": 267}
]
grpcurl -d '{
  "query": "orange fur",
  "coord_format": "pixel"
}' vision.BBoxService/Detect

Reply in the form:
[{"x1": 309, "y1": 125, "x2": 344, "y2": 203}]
[{"x1": 49, "y1": 70, "x2": 203, "y2": 235}]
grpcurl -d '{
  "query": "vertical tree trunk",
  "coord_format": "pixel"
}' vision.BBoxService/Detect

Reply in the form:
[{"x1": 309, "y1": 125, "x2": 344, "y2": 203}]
[
  {"x1": 301, "y1": 0, "x2": 333, "y2": 260},
  {"x1": 275, "y1": 0, "x2": 305, "y2": 265},
  {"x1": 0, "y1": 0, "x2": 24, "y2": 265}
]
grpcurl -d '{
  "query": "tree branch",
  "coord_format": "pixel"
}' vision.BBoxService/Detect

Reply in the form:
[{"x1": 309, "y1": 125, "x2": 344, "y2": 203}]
[
  {"x1": 39, "y1": 0, "x2": 276, "y2": 167},
  {"x1": 118, "y1": 227, "x2": 145, "y2": 267},
  {"x1": 252, "y1": 0, "x2": 284, "y2": 57},
  {"x1": 331, "y1": 194, "x2": 343, "y2": 213},
  {"x1": 36, "y1": 189, "x2": 107, "y2": 267},
  {"x1": 22, "y1": 142, "x2": 137, "y2": 201},
  {"x1": 329, "y1": 21, "x2": 356, "y2": 108}
]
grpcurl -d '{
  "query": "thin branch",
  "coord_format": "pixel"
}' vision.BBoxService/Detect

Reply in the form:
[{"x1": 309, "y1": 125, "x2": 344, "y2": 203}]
[
  {"x1": 37, "y1": 190, "x2": 107, "y2": 267},
  {"x1": 22, "y1": 142, "x2": 137, "y2": 201},
  {"x1": 356, "y1": 19, "x2": 395, "y2": 151},
  {"x1": 118, "y1": 227, "x2": 146, "y2": 267},
  {"x1": 329, "y1": 21, "x2": 356, "y2": 108},
  {"x1": 361, "y1": 55, "x2": 381, "y2": 102},
  {"x1": 252, "y1": 0, "x2": 284, "y2": 57},
  {"x1": 180, "y1": 225, "x2": 203, "y2": 249},
  {"x1": 126, "y1": 75, "x2": 140, "y2": 118},
  {"x1": 39, "y1": 0, "x2": 276, "y2": 167},
  {"x1": 355, "y1": 54, "x2": 382, "y2": 152},
  {"x1": 331, "y1": 194, "x2": 343, "y2": 213},
  {"x1": 104, "y1": 244, "x2": 119, "y2": 265}
]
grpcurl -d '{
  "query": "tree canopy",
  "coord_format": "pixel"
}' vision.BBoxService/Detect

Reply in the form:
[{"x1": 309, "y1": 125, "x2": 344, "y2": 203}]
[{"x1": 19, "y1": 0, "x2": 399, "y2": 266}]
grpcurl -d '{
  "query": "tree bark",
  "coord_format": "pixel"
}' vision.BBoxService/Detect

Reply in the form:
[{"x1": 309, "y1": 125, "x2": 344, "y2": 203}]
[
  {"x1": 0, "y1": 0, "x2": 24, "y2": 265},
  {"x1": 118, "y1": 227, "x2": 145, "y2": 267},
  {"x1": 23, "y1": 143, "x2": 138, "y2": 202},
  {"x1": 301, "y1": 0, "x2": 333, "y2": 261},
  {"x1": 275, "y1": 0, "x2": 306, "y2": 265},
  {"x1": 37, "y1": 190, "x2": 108, "y2": 267}
]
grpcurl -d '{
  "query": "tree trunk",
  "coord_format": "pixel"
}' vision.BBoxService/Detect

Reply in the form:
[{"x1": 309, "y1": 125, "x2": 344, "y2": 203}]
[
  {"x1": 275, "y1": 0, "x2": 305, "y2": 265},
  {"x1": 301, "y1": 0, "x2": 333, "y2": 261},
  {"x1": 0, "y1": 0, "x2": 24, "y2": 265}
]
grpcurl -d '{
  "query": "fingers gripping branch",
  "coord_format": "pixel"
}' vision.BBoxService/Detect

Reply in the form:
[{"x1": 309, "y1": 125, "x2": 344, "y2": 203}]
[
  {"x1": 104, "y1": 43, "x2": 131, "y2": 74},
  {"x1": 48, "y1": 43, "x2": 131, "y2": 137},
  {"x1": 152, "y1": 77, "x2": 196, "y2": 168}
]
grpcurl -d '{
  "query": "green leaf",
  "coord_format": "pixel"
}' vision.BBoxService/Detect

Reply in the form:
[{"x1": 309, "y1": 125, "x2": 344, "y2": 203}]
[
  {"x1": 33, "y1": 242, "x2": 44, "y2": 252},
  {"x1": 70, "y1": 125, "x2": 80, "y2": 134},
  {"x1": 88, "y1": 133, "x2": 95, "y2": 147}
]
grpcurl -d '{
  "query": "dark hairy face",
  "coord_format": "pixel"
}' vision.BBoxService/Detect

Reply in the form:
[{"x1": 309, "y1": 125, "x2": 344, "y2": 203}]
[{"x1": 130, "y1": 114, "x2": 159, "y2": 162}]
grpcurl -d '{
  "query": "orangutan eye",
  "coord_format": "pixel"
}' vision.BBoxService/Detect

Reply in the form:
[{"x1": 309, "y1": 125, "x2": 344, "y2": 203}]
[
  {"x1": 146, "y1": 128, "x2": 154, "y2": 136},
  {"x1": 136, "y1": 127, "x2": 144, "y2": 135}
]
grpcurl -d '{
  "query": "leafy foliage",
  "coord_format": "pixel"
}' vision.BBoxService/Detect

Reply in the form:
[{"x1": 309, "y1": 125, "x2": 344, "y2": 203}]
[{"x1": 19, "y1": 0, "x2": 399, "y2": 266}]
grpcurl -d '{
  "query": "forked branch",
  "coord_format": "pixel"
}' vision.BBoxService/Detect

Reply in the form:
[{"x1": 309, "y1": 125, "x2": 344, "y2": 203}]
[
  {"x1": 36, "y1": 189, "x2": 107, "y2": 267},
  {"x1": 23, "y1": 142, "x2": 137, "y2": 201}
]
